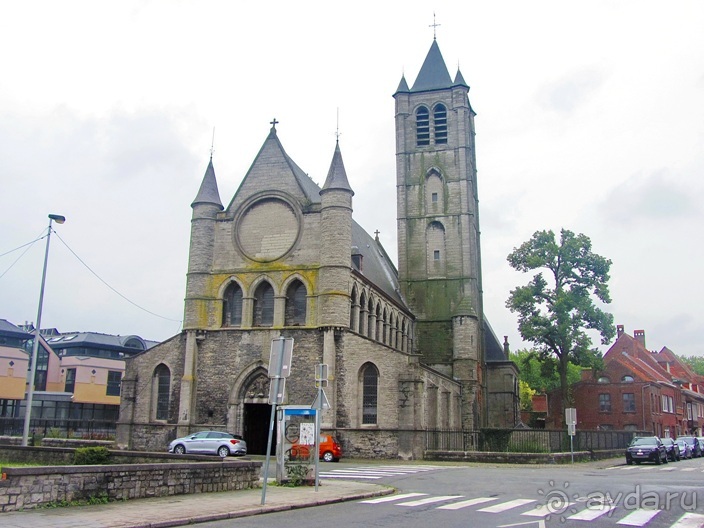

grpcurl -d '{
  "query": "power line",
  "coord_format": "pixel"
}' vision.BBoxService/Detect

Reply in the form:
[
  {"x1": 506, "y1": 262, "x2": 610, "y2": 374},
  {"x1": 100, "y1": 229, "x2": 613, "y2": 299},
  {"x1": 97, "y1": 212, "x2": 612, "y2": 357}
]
[
  {"x1": 0, "y1": 231, "x2": 46, "y2": 279},
  {"x1": 52, "y1": 230, "x2": 183, "y2": 325}
]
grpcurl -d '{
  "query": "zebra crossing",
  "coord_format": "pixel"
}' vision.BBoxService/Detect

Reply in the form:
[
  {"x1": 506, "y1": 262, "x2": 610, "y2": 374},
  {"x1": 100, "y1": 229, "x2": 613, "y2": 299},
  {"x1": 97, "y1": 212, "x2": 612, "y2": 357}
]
[
  {"x1": 319, "y1": 464, "x2": 457, "y2": 480},
  {"x1": 358, "y1": 493, "x2": 704, "y2": 527},
  {"x1": 605, "y1": 464, "x2": 704, "y2": 473}
]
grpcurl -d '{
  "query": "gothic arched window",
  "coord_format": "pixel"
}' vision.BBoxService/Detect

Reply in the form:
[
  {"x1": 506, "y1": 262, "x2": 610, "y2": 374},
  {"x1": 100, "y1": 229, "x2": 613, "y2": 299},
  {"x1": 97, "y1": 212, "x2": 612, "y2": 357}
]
[
  {"x1": 222, "y1": 282, "x2": 243, "y2": 327},
  {"x1": 434, "y1": 103, "x2": 448, "y2": 144},
  {"x1": 416, "y1": 106, "x2": 430, "y2": 146},
  {"x1": 284, "y1": 279, "x2": 307, "y2": 326},
  {"x1": 361, "y1": 363, "x2": 379, "y2": 425},
  {"x1": 153, "y1": 364, "x2": 171, "y2": 421},
  {"x1": 253, "y1": 281, "x2": 275, "y2": 327}
]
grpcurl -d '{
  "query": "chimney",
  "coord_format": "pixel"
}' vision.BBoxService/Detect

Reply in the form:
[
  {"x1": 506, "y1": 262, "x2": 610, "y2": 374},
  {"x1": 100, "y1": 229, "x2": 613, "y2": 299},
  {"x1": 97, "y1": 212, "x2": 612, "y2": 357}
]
[
  {"x1": 503, "y1": 336, "x2": 510, "y2": 358},
  {"x1": 617, "y1": 325, "x2": 624, "y2": 338},
  {"x1": 634, "y1": 329, "x2": 646, "y2": 348}
]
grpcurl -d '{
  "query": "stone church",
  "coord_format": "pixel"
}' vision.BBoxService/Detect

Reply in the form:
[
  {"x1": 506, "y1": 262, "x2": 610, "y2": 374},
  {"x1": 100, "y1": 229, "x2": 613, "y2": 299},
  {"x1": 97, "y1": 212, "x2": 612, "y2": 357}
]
[{"x1": 117, "y1": 38, "x2": 519, "y2": 459}]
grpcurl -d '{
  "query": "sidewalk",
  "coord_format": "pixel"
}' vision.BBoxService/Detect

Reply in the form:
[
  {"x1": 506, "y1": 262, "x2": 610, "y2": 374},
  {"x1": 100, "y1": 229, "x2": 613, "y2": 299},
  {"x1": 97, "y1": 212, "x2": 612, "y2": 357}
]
[{"x1": 1, "y1": 479, "x2": 394, "y2": 528}]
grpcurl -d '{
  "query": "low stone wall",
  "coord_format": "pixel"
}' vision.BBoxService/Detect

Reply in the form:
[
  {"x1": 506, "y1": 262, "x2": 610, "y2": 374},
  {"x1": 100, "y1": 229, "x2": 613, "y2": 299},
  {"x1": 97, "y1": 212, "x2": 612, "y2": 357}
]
[
  {"x1": 0, "y1": 458, "x2": 261, "y2": 512},
  {"x1": 0, "y1": 445, "x2": 230, "y2": 466},
  {"x1": 425, "y1": 449, "x2": 623, "y2": 464}
]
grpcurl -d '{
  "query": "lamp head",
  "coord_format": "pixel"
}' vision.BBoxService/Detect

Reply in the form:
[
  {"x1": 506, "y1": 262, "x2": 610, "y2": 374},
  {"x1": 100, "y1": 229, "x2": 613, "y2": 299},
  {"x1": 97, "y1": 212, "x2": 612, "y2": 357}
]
[{"x1": 48, "y1": 214, "x2": 66, "y2": 224}]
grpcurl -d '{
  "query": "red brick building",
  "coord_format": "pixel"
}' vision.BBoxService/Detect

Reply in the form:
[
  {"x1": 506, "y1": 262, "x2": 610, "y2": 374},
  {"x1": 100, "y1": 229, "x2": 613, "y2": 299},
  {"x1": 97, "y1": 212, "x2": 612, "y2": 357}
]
[{"x1": 547, "y1": 326, "x2": 704, "y2": 438}]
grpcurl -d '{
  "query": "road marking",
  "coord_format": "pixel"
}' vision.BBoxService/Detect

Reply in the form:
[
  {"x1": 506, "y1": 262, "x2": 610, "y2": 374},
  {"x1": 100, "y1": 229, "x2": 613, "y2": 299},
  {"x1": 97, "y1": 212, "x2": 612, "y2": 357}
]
[
  {"x1": 616, "y1": 508, "x2": 661, "y2": 526},
  {"x1": 659, "y1": 467, "x2": 676, "y2": 471},
  {"x1": 477, "y1": 499, "x2": 536, "y2": 513},
  {"x1": 670, "y1": 512, "x2": 704, "y2": 527},
  {"x1": 436, "y1": 497, "x2": 498, "y2": 510},
  {"x1": 321, "y1": 474, "x2": 381, "y2": 479},
  {"x1": 681, "y1": 467, "x2": 696, "y2": 472},
  {"x1": 521, "y1": 503, "x2": 574, "y2": 518},
  {"x1": 397, "y1": 495, "x2": 464, "y2": 507},
  {"x1": 565, "y1": 504, "x2": 616, "y2": 520},
  {"x1": 359, "y1": 492, "x2": 427, "y2": 504}
]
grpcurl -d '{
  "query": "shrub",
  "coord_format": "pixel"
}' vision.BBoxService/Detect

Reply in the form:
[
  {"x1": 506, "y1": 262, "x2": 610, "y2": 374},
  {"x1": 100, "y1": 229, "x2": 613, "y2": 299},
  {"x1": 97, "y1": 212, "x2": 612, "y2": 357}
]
[{"x1": 74, "y1": 446, "x2": 111, "y2": 465}]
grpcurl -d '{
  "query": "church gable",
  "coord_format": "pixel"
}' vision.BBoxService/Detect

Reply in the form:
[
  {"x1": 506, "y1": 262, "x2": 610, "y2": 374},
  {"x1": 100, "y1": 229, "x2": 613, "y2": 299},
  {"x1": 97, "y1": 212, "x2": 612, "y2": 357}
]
[{"x1": 226, "y1": 126, "x2": 321, "y2": 215}]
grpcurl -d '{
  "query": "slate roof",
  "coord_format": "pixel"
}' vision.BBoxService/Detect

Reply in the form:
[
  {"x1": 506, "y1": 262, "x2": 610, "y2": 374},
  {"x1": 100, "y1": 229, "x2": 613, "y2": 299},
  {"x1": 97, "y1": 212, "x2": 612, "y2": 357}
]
[
  {"x1": 350, "y1": 221, "x2": 406, "y2": 307},
  {"x1": 484, "y1": 319, "x2": 508, "y2": 362},
  {"x1": 0, "y1": 319, "x2": 32, "y2": 340},
  {"x1": 411, "y1": 39, "x2": 453, "y2": 92},
  {"x1": 192, "y1": 158, "x2": 223, "y2": 209},
  {"x1": 44, "y1": 332, "x2": 158, "y2": 353},
  {"x1": 322, "y1": 141, "x2": 353, "y2": 193}
]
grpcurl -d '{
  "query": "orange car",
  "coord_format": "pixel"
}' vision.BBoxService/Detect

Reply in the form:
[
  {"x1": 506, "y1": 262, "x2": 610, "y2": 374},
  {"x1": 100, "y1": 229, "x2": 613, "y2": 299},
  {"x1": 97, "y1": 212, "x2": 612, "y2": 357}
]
[{"x1": 289, "y1": 434, "x2": 342, "y2": 462}]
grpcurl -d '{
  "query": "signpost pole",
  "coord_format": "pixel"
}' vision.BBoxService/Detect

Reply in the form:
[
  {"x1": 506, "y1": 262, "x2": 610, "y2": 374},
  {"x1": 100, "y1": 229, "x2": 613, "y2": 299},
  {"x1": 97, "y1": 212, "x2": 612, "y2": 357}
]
[{"x1": 261, "y1": 337, "x2": 292, "y2": 505}]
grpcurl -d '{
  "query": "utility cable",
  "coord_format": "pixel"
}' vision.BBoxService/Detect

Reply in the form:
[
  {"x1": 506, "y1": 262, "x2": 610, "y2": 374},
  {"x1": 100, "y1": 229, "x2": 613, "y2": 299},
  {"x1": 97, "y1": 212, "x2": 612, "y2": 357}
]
[{"x1": 53, "y1": 230, "x2": 183, "y2": 325}]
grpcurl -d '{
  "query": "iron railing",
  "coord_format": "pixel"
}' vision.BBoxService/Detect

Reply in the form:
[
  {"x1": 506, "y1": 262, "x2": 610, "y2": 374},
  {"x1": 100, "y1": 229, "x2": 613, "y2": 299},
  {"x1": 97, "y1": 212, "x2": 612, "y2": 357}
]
[
  {"x1": 0, "y1": 417, "x2": 116, "y2": 441},
  {"x1": 425, "y1": 428, "x2": 649, "y2": 453}
]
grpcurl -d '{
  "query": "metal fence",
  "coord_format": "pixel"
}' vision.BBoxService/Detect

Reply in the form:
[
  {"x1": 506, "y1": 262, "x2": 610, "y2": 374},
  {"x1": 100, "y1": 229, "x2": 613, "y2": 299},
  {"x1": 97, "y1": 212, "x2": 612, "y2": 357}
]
[
  {"x1": 0, "y1": 417, "x2": 116, "y2": 441},
  {"x1": 425, "y1": 428, "x2": 649, "y2": 453}
]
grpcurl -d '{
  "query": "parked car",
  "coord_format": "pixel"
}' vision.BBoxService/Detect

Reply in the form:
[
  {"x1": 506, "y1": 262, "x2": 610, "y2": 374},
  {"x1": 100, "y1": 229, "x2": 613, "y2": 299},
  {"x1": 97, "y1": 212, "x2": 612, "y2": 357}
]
[
  {"x1": 625, "y1": 436, "x2": 668, "y2": 465},
  {"x1": 678, "y1": 436, "x2": 702, "y2": 458},
  {"x1": 289, "y1": 434, "x2": 342, "y2": 462},
  {"x1": 168, "y1": 431, "x2": 247, "y2": 457},
  {"x1": 661, "y1": 438, "x2": 680, "y2": 461},
  {"x1": 676, "y1": 438, "x2": 692, "y2": 459}
]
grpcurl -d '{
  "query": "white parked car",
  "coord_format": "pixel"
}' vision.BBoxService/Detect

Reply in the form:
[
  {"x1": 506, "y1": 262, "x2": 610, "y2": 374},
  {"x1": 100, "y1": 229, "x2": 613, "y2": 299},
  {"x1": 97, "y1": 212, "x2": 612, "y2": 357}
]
[{"x1": 168, "y1": 431, "x2": 247, "y2": 457}]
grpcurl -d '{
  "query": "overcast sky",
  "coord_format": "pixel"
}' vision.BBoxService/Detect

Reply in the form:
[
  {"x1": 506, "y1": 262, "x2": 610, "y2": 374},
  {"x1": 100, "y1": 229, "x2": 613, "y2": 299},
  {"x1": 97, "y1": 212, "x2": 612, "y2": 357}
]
[{"x1": 1, "y1": 1, "x2": 702, "y2": 358}]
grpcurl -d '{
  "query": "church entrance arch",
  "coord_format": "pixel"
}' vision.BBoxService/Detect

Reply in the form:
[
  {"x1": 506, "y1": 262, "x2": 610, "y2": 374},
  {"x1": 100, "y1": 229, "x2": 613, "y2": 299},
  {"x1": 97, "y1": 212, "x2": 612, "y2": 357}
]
[{"x1": 239, "y1": 370, "x2": 275, "y2": 455}]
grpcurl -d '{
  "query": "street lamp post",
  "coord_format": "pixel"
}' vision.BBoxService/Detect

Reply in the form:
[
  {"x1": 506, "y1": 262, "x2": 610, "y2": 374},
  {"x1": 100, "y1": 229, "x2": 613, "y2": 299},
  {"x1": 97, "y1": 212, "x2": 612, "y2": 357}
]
[{"x1": 21, "y1": 213, "x2": 65, "y2": 446}]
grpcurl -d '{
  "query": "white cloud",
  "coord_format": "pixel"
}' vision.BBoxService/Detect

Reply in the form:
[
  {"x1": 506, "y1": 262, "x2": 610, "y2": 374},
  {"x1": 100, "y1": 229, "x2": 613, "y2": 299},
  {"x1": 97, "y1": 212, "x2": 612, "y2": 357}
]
[{"x1": 1, "y1": 0, "x2": 703, "y2": 358}]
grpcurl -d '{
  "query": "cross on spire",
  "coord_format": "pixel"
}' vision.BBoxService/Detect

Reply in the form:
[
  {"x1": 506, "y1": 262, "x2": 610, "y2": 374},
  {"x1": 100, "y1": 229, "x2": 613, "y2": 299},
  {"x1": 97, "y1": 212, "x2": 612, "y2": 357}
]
[
  {"x1": 374, "y1": 230, "x2": 380, "y2": 240},
  {"x1": 429, "y1": 12, "x2": 441, "y2": 40},
  {"x1": 270, "y1": 117, "x2": 279, "y2": 130}
]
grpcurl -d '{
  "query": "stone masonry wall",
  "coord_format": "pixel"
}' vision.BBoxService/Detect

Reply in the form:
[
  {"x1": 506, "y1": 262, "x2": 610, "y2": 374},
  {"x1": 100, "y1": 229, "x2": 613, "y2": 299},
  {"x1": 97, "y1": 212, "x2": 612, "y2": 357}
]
[{"x1": 0, "y1": 459, "x2": 260, "y2": 512}]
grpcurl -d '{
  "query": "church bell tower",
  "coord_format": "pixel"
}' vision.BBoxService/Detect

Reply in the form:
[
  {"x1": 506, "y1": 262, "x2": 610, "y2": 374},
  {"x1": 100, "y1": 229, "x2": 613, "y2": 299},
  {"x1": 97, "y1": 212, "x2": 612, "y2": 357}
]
[{"x1": 394, "y1": 38, "x2": 486, "y2": 429}]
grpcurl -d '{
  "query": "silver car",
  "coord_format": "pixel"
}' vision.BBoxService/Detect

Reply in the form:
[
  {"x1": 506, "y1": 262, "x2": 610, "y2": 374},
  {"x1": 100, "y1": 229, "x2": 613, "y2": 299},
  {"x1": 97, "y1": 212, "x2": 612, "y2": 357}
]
[{"x1": 168, "y1": 431, "x2": 247, "y2": 457}]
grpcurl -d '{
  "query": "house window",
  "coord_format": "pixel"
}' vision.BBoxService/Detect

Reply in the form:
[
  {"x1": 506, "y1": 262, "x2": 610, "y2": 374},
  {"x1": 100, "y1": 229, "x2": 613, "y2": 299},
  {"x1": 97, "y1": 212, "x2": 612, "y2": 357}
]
[
  {"x1": 622, "y1": 375, "x2": 634, "y2": 383},
  {"x1": 361, "y1": 363, "x2": 379, "y2": 425},
  {"x1": 284, "y1": 280, "x2": 307, "y2": 326},
  {"x1": 222, "y1": 282, "x2": 243, "y2": 326},
  {"x1": 434, "y1": 250, "x2": 440, "y2": 261},
  {"x1": 597, "y1": 376, "x2": 610, "y2": 383},
  {"x1": 434, "y1": 103, "x2": 448, "y2": 144},
  {"x1": 599, "y1": 393, "x2": 611, "y2": 412},
  {"x1": 253, "y1": 281, "x2": 275, "y2": 326},
  {"x1": 623, "y1": 393, "x2": 636, "y2": 413},
  {"x1": 153, "y1": 364, "x2": 170, "y2": 421},
  {"x1": 416, "y1": 106, "x2": 430, "y2": 146},
  {"x1": 64, "y1": 368, "x2": 76, "y2": 393},
  {"x1": 28, "y1": 344, "x2": 49, "y2": 391},
  {"x1": 431, "y1": 192, "x2": 438, "y2": 203},
  {"x1": 106, "y1": 371, "x2": 121, "y2": 396}
]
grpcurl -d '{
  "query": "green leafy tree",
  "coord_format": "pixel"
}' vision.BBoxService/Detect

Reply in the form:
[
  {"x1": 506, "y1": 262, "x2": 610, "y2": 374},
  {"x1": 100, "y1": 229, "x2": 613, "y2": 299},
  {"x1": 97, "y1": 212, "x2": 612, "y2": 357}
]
[
  {"x1": 680, "y1": 355, "x2": 704, "y2": 376},
  {"x1": 506, "y1": 229, "x2": 614, "y2": 426},
  {"x1": 510, "y1": 348, "x2": 583, "y2": 394},
  {"x1": 518, "y1": 380, "x2": 536, "y2": 411}
]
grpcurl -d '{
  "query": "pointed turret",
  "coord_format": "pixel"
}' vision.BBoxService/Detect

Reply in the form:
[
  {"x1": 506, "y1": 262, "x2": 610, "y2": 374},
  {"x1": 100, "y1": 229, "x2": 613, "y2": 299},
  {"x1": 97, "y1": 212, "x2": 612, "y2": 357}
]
[
  {"x1": 319, "y1": 141, "x2": 354, "y2": 329},
  {"x1": 453, "y1": 69, "x2": 469, "y2": 89},
  {"x1": 321, "y1": 141, "x2": 353, "y2": 193},
  {"x1": 411, "y1": 40, "x2": 452, "y2": 92},
  {"x1": 191, "y1": 158, "x2": 223, "y2": 209},
  {"x1": 394, "y1": 75, "x2": 410, "y2": 96},
  {"x1": 184, "y1": 158, "x2": 223, "y2": 329}
]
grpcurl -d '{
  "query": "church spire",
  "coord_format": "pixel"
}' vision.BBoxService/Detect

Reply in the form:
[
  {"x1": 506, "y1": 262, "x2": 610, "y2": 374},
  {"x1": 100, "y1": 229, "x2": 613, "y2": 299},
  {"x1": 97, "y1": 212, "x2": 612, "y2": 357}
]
[
  {"x1": 410, "y1": 39, "x2": 452, "y2": 92},
  {"x1": 191, "y1": 158, "x2": 223, "y2": 209},
  {"x1": 321, "y1": 141, "x2": 353, "y2": 194}
]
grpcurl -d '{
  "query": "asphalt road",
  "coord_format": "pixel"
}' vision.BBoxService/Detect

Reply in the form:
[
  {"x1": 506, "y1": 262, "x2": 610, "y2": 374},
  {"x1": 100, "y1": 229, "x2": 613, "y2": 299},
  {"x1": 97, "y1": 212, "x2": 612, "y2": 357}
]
[{"x1": 200, "y1": 457, "x2": 704, "y2": 528}]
